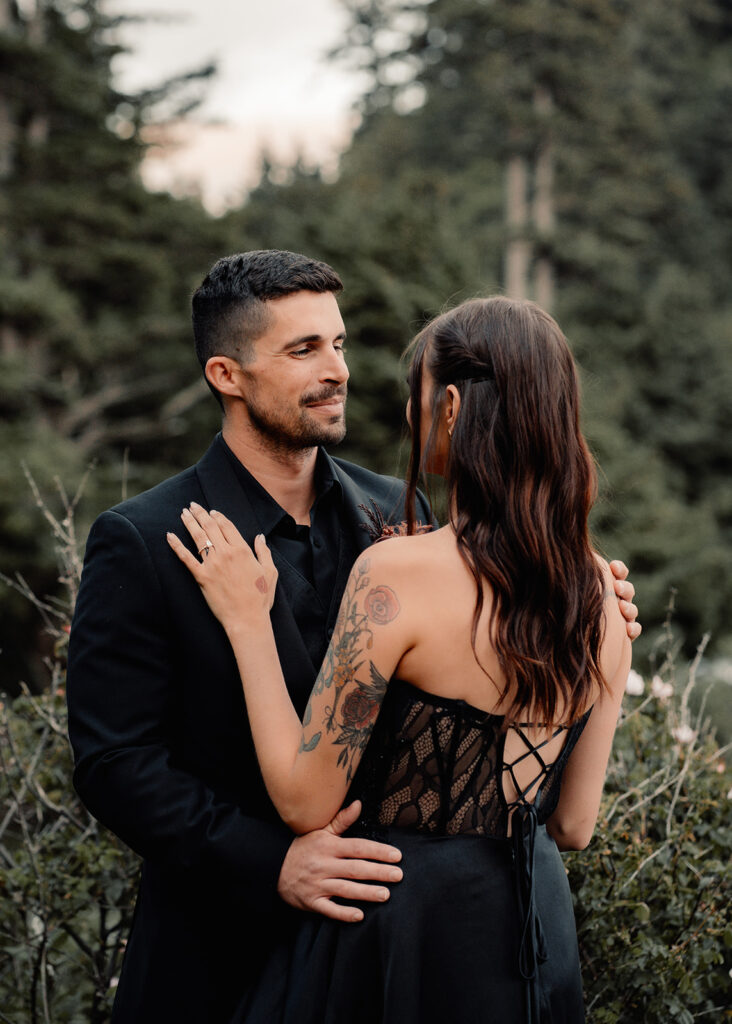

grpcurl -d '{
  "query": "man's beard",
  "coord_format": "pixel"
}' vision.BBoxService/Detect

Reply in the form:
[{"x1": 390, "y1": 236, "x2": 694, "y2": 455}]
[{"x1": 246, "y1": 385, "x2": 347, "y2": 455}]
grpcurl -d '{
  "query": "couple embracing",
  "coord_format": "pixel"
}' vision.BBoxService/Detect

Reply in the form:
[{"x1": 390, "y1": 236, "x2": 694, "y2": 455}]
[{"x1": 67, "y1": 249, "x2": 639, "y2": 1023}]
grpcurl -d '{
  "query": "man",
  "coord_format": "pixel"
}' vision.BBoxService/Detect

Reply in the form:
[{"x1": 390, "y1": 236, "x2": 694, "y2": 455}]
[{"x1": 67, "y1": 250, "x2": 640, "y2": 1022}]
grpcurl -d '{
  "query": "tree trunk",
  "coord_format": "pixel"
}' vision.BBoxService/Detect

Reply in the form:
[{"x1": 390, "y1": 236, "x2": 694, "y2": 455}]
[
  {"x1": 505, "y1": 153, "x2": 531, "y2": 298},
  {"x1": 532, "y1": 86, "x2": 554, "y2": 312},
  {"x1": 0, "y1": 0, "x2": 17, "y2": 180}
]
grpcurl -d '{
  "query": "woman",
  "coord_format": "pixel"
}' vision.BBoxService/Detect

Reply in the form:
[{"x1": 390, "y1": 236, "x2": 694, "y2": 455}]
[{"x1": 169, "y1": 296, "x2": 631, "y2": 1023}]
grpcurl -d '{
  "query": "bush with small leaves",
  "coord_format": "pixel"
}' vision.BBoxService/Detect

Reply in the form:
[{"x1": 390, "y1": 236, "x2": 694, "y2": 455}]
[
  {"x1": 567, "y1": 628, "x2": 731, "y2": 1022},
  {"x1": 0, "y1": 686, "x2": 140, "y2": 1024},
  {"x1": 0, "y1": 477, "x2": 140, "y2": 1024}
]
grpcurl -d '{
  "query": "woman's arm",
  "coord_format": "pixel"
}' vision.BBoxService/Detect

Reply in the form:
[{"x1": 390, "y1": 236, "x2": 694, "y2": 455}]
[
  {"x1": 168, "y1": 504, "x2": 410, "y2": 834},
  {"x1": 546, "y1": 559, "x2": 633, "y2": 851}
]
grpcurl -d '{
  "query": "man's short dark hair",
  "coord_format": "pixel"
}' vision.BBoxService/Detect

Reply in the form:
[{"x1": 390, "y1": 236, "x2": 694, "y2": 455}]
[{"x1": 192, "y1": 250, "x2": 343, "y2": 405}]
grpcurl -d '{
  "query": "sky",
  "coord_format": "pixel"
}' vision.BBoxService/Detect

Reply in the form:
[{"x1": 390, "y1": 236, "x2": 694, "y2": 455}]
[{"x1": 108, "y1": 0, "x2": 366, "y2": 212}]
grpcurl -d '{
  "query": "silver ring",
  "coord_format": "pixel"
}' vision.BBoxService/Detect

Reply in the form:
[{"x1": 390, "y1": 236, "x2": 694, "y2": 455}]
[{"x1": 197, "y1": 538, "x2": 214, "y2": 557}]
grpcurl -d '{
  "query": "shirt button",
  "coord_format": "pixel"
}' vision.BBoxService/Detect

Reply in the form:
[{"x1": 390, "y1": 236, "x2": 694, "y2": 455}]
[{"x1": 313, "y1": 537, "x2": 322, "y2": 549}]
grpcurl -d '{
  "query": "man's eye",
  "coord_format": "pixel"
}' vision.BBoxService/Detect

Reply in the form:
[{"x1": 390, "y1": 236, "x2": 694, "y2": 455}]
[{"x1": 292, "y1": 347, "x2": 311, "y2": 357}]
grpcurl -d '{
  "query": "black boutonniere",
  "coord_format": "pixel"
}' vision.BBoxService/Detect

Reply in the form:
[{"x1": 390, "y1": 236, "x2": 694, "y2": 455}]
[{"x1": 358, "y1": 500, "x2": 432, "y2": 544}]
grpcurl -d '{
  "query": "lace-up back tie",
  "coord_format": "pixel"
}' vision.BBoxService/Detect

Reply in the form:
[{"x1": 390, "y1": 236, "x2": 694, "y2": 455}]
[{"x1": 512, "y1": 803, "x2": 549, "y2": 1022}]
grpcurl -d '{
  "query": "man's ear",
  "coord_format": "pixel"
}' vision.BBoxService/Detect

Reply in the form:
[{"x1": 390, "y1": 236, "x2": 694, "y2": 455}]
[
  {"x1": 445, "y1": 384, "x2": 461, "y2": 435},
  {"x1": 205, "y1": 355, "x2": 245, "y2": 400}
]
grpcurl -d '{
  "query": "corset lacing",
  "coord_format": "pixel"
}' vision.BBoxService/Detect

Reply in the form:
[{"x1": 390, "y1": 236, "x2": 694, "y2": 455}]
[{"x1": 505, "y1": 722, "x2": 567, "y2": 1024}]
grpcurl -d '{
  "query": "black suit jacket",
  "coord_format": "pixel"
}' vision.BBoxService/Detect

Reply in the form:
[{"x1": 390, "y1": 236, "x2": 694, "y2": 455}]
[{"x1": 66, "y1": 436, "x2": 432, "y2": 1024}]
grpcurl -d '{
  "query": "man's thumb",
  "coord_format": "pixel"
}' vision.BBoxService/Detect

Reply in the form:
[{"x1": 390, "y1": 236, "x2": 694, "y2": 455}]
[{"x1": 326, "y1": 800, "x2": 361, "y2": 836}]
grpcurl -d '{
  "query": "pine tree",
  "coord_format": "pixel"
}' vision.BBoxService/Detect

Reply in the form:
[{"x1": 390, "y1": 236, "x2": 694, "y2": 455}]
[{"x1": 0, "y1": 0, "x2": 226, "y2": 689}]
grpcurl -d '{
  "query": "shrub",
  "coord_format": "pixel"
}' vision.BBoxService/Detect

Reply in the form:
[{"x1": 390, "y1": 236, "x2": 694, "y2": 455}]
[
  {"x1": 568, "y1": 623, "x2": 732, "y2": 1022},
  {"x1": 0, "y1": 687, "x2": 139, "y2": 1024},
  {"x1": 0, "y1": 481, "x2": 729, "y2": 1021},
  {"x1": 0, "y1": 477, "x2": 140, "y2": 1024}
]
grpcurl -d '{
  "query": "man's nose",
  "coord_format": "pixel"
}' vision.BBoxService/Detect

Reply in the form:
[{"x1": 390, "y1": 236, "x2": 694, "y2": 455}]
[{"x1": 321, "y1": 347, "x2": 349, "y2": 385}]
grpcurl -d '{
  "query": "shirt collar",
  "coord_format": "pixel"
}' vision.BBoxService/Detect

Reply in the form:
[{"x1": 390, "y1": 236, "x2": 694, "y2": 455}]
[{"x1": 216, "y1": 434, "x2": 342, "y2": 536}]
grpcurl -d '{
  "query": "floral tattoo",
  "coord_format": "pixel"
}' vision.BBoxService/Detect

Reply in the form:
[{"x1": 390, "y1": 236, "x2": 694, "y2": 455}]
[{"x1": 298, "y1": 558, "x2": 400, "y2": 780}]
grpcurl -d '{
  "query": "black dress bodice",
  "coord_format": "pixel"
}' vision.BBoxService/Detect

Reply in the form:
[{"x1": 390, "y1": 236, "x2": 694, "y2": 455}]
[{"x1": 352, "y1": 678, "x2": 592, "y2": 840}]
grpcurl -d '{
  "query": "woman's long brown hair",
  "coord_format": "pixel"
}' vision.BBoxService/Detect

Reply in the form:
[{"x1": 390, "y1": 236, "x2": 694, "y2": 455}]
[{"x1": 405, "y1": 297, "x2": 606, "y2": 725}]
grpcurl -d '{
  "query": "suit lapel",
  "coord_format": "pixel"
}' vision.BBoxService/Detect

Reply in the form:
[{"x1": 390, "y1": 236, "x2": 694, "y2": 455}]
[
  {"x1": 323, "y1": 461, "x2": 387, "y2": 629},
  {"x1": 194, "y1": 438, "x2": 316, "y2": 712}
]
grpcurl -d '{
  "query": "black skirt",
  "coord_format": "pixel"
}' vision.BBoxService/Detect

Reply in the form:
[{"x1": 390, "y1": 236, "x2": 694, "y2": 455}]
[{"x1": 236, "y1": 825, "x2": 585, "y2": 1024}]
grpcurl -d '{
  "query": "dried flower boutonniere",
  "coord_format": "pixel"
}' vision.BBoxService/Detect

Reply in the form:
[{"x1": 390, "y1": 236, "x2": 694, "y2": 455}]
[{"x1": 358, "y1": 499, "x2": 433, "y2": 544}]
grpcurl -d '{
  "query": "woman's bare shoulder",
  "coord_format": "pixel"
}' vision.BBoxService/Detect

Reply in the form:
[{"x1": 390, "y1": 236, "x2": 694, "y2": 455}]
[{"x1": 357, "y1": 527, "x2": 453, "y2": 571}]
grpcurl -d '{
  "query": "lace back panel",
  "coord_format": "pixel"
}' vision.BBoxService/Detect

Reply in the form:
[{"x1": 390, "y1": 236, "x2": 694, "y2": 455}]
[{"x1": 354, "y1": 679, "x2": 591, "y2": 839}]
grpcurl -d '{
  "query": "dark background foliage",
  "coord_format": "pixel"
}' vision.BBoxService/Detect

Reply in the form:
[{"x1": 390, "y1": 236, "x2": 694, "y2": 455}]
[
  {"x1": 0, "y1": 3, "x2": 730, "y2": 1018},
  {"x1": 0, "y1": 487, "x2": 728, "y2": 1022},
  {"x1": 2, "y1": 0, "x2": 731, "y2": 697}
]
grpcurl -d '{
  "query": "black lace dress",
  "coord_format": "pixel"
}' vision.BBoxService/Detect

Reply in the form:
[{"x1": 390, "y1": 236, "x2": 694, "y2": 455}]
[{"x1": 238, "y1": 679, "x2": 591, "y2": 1024}]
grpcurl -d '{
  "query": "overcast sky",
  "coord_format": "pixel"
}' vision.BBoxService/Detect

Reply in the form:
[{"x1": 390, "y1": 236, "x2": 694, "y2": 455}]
[{"x1": 108, "y1": 0, "x2": 365, "y2": 211}]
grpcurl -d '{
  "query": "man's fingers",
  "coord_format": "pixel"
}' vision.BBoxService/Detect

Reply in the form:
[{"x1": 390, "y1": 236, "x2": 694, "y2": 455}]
[
  {"x1": 330, "y1": 835, "x2": 402, "y2": 864},
  {"x1": 326, "y1": 800, "x2": 362, "y2": 836},
  {"x1": 311, "y1": 897, "x2": 364, "y2": 923},
  {"x1": 326, "y1": 878, "x2": 392, "y2": 903},
  {"x1": 609, "y1": 559, "x2": 629, "y2": 581},
  {"x1": 327, "y1": 857, "x2": 403, "y2": 883},
  {"x1": 166, "y1": 532, "x2": 203, "y2": 579},
  {"x1": 614, "y1": 579, "x2": 635, "y2": 602}
]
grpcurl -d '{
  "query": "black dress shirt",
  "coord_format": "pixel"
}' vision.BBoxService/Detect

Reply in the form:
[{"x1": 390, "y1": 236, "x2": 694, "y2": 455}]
[{"x1": 218, "y1": 435, "x2": 346, "y2": 669}]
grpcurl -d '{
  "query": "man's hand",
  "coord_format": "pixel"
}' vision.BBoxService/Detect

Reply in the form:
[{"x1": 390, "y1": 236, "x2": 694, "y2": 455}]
[
  {"x1": 277, "y1": 800, "x2": 403, "y2": 923},
  {"x1": 609, "y1": 560, "x2": 641, "y2": 641}
]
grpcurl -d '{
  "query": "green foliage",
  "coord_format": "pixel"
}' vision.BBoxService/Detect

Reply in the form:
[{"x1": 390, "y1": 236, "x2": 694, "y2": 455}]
[
  {"x1": 0, "y1": 686, "x2": 140, "y2": 1024},
  {"x1": 321, "y1": 0, "x2": 732, "y2": 655},
  {"x1": 0, "y1": 0, "x2": 228, "y2": 690},
  {"x1": 567, "y1": 633, "x2": 732, "y2": 1021},
  {"x1": 1, "y1": 479, "x2": 729, "y2": 1020},
  {"x1": 2, "y1": 0, "x2": 731, "y2": 690},
  {"x1": 0, "y1": 474, "x2": 140, "y2": 1024}
]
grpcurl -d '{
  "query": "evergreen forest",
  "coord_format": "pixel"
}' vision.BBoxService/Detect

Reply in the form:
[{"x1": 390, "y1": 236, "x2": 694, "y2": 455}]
[
  {"x1": 0, "y1": 3, "x2": 730, "y2": 1021},
  {"x1": 1, "y1": 0, "x2": 731, "y2": 695}
]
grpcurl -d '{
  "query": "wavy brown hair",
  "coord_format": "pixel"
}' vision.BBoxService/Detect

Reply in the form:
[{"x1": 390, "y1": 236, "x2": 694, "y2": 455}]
[{"x1": 405, "y1": 297, "x2": 606, "y2": 725}]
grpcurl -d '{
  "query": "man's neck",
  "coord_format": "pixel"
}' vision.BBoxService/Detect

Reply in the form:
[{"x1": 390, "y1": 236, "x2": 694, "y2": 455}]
[{"x1": 222, "y1": 424, "x2": 318, "y2": 525}]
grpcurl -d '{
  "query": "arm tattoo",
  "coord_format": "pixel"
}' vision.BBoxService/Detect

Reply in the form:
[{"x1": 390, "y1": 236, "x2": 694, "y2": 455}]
[{"x1": 298, "y1": 558, "x2": 399, "y2": 780}]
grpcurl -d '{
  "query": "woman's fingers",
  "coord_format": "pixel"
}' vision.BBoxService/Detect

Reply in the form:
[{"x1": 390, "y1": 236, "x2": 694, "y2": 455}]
[
  {"x1": 180, "y1": 507, "x2": 214, "y2": 556},
  {"x1": 187, "y1": 502, "x2": 228, "y2": 550},
  {"x1": 253, "y1": 533, "x2": 277, "y2": 573},
  {"x1": 166, "y1": 531, "x2": 203, "y2": 579},
  {"x1": 208, "y1": 508, "x2": 241, "y2": 544},
  {"x1": 253, "y1": 534, "x2": 278, "y2": 608}
]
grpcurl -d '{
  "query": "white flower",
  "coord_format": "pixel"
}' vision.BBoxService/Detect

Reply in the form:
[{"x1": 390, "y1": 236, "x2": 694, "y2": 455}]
[
  {"x1": 672, "y1": 724, "x2": 697, "y2": 745},
  {"x1": 650, "y1": 675, "x2": 674, "y2": 701},
  {"x1": 625, "y1": 669, "x2": 645, "y2": 696}
]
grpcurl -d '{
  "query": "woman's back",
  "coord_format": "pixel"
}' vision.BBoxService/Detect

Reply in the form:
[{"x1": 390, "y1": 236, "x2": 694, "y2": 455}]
[
  {"x1": 370, "y1": 527, "x2": 605, "y2": 822},
  {"x1": 352, "y1": 526, "x2": 629, "y2": 851}
]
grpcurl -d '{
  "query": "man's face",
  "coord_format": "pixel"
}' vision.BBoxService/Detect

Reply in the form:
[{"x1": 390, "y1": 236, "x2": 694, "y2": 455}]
[{"x1": 236, "y1": 290, "x2": 349, "y2": 452}]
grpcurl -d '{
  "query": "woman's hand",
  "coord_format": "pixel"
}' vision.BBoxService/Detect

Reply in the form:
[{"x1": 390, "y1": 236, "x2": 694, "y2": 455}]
[{"x1": 167, "y1": 502, "x2": 278, "y2": 636}]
